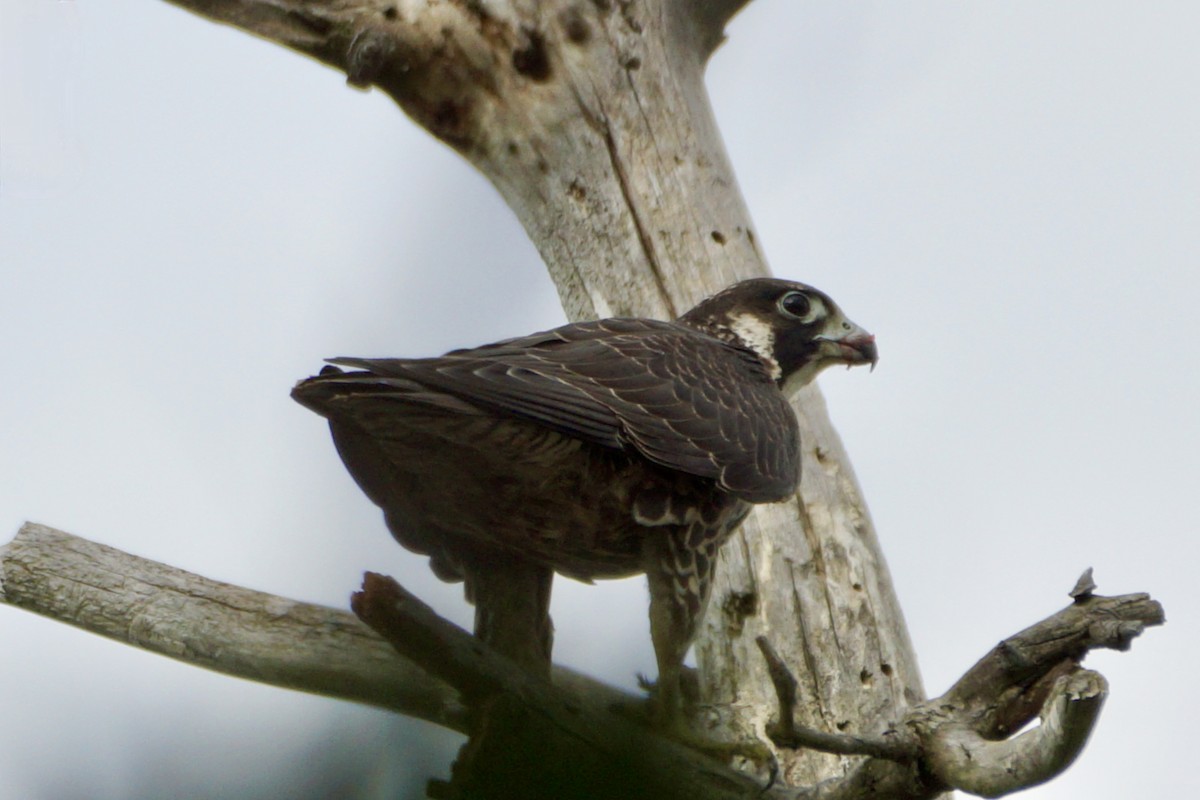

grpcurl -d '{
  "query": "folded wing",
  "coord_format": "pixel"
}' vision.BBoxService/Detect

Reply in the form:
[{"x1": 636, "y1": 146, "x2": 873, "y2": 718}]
[{"x1": 309, "y1": 318, "x2": 800, "y2": 503}]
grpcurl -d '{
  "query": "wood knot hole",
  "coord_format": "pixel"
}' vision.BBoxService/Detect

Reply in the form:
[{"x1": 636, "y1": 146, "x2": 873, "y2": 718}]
[{"x1": 513, "y1": 28, "x2": 552, "y2": 82}]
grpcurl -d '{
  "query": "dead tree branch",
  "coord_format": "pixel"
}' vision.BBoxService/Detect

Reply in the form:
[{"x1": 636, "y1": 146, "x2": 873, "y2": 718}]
[
  {"x1": 0, "y1": 523, "x2": 775, "y2": 798},
  {"x1": 2, "y1": 525, "x2": 1164, "y2": 798},
  {"x1": 0, "y1": 522, "x2": 627, "y2": 735},
  {"x1": 758, "y1": 574, "x2": 1165, "y2": 799},
  {"x1": 352, "y1": 572, "x2": 773, "y2": 800}
]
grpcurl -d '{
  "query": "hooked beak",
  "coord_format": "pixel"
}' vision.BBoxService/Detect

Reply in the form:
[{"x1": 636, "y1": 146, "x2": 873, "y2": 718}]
[{"x1": 818, "y1": 323, "x2": 878, "y2": 372}]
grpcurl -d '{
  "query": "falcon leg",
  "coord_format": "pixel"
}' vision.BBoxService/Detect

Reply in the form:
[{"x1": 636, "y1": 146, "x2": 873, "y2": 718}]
[
  {"x1": 643, "y1": 533, "x2": 773, "y2": 765},
  {"x1": 464, "y1": 551, "x2": 555, "y2": 681},
  {"x1": 644, "y1": 528, "x2": 713, "y2": 723},
  {"x1": 645, "y1": 564, "x2": 697, "y2": 723}
]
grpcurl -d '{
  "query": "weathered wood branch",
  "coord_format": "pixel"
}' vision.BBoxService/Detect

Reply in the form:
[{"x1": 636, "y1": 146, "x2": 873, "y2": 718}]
[
  {"x1": 0, "y1": 523, "x2": 774, "y2": 798},
  {"x1": 0, "y1": 523, "x2": 628, "y2": 734},
  {"x1": 757, "y1": 576, "x2": 1164, "y2": 799},
  {"x1": 922, "y1": 670, "x2": 1108, "y2": 799},
  {"x1": 352, "y1": 571, "x2": 773, "y2": 800},
  {"x1": 1, "y1": 524, "x2": 1164, "y2": 798}
]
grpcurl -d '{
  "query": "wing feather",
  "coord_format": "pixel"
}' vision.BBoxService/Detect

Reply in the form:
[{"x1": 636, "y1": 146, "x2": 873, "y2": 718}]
[{"x1": 317, "y1": 319, "x2": 799, "y2": 501}]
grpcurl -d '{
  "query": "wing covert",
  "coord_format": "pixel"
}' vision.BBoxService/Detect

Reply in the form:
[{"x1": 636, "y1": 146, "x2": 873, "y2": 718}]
[{"x1": 329, "y1": 319, "x2": 801, "y2": 502}]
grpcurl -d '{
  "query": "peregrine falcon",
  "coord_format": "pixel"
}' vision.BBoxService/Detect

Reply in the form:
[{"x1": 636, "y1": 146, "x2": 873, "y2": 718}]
[{"x1": 292, "y1": 278, "x2": 876, "y2": 719}]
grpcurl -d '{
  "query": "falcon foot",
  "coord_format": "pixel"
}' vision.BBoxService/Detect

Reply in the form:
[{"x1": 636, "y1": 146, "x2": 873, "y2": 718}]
[
  {"x1": 615, "y1": 674, "x2": 776, "y2": 767},
  {"x1": 657, "y1": 719, "x2": 776, "y2": 768}
]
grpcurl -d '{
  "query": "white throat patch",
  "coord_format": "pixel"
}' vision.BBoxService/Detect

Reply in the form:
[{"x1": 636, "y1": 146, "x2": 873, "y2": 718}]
[{"x1": 728, "y1": 313, "x2": 781, "y2": 380}]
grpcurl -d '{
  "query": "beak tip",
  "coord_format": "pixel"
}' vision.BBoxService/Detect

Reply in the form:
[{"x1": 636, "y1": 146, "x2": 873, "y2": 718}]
[
  {"x1": 827, "y1": 328, "x2": 878, "y2": 372},
  {"x1": 858, "y1": 335, "x2": 879, "y2": 372}
]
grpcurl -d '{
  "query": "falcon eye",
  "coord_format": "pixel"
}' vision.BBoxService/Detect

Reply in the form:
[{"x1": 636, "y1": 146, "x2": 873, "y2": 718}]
[{"x1": 778, "y1": 291, "x2": 812, "y2": 320}]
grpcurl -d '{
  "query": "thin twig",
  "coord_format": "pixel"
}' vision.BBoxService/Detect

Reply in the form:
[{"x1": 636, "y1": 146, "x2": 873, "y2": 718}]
[
  {"x1": 754, "y1": 637, "x2": 798, "y2": 740},
  {"x1": 756, "y1": 636, "x2": 918, "y2": 762}
]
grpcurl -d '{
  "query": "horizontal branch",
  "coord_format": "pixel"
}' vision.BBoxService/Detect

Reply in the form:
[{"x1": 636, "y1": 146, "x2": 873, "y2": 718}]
[
  {"x1": 163, "y1": 0, "x2": 759, "y2": 81},
  {"x1": 0, "y1": 523, "x2": 629, "y2": 734},
  {"x1": 156, "y1": 0, "x2": 759, "y2": 159},
  {"x1": 0, "y1": 524, "x2": 777, "y2": 798},
  {"x1": 2, "y1": 524, "x2": 1166, "y2": 799},
  {"x1": 353, "y1": 571, "x2": 536, "y2": 705},
  {"x1": 156, "y1": 0, "x2": 541, "y2": 153}
]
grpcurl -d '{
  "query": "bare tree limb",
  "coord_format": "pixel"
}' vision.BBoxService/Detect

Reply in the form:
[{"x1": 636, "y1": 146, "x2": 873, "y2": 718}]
[
  {"x1": 937, "y1": 586, "x2": 1161, "y2": 736},
  {"x1": 758, "y1": 576, "x2": 1164, "y2": 799},
  {"x1": 2, "y1": 523, "x2": 1165, "y2": 798},
  {"x1": 0, "y1": 522, "x2": 628, "y2": 735},
  {"x1": 352, "y1": 572, "x2": 774, "y2": 800},
  {"x1": 0, "y1": 522, "x2": 466, "y2": 726},
  {"x1": 924, "y1": 669, "x2": 1108, "y2": 798}
]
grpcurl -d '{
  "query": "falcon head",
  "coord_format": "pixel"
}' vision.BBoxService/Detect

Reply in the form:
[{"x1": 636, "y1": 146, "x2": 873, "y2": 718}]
[{"x1": 679, "y1": 278, "x2": 877, "y2": 394}]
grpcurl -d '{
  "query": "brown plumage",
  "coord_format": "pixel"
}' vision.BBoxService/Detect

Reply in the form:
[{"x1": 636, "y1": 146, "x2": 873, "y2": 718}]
[{"x1": 292, "y1": 278, "x2": 876, "y2": 715}]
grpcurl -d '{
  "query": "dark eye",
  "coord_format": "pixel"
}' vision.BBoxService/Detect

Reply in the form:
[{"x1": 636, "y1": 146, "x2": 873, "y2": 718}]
[{"x1": 778, "y1": 291, "x2": 811, "y2": 319}]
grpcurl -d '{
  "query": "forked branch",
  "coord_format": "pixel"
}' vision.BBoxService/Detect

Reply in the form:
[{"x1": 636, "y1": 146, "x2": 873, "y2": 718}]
[
  {"x1": 757, "y1": 573, "x2": 1164, "y2": 799},
  {"x1": 0, "y1": 525, "x2": 1166, "y2": 798}
]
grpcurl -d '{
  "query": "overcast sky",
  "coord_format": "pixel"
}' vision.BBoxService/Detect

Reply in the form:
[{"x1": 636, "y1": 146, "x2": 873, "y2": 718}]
[{"x1": 2, "y1": 2, "x2": 1196, "y2": 798}]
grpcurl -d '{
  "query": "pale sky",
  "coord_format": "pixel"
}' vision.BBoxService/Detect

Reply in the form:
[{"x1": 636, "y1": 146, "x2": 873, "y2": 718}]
[{"x1": 2, "y1": 2, "x2": 1196, "y2": 798}]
